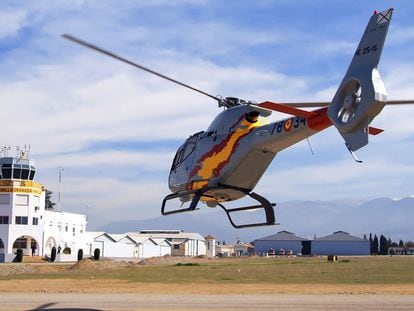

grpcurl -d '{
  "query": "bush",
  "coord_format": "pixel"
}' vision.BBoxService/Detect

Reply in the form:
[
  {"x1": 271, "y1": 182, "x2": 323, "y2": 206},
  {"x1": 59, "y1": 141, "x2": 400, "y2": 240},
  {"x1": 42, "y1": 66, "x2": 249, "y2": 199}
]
[
  {"x1": 63, "y1": 247, "x2": 71, "y2": 255},
  {"x1": 77, "y1": 249, "x2": 83, "y2": 261},
  {"x1": 51, "y1": 247, "x2": 57, "y2": 262},
  {"x1": 93, "y1": 248, "x2": 100, "y2": 261},
  {"x1": 15, "y1": 248, "x2": 23, "y2": 262}
]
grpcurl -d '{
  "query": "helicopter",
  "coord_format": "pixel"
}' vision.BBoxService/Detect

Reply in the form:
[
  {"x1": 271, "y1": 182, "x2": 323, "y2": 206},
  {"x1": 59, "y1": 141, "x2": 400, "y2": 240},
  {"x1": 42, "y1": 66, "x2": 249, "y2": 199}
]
[{"x1": 63, "y1": 8, "x2": 414, "y2": 228}]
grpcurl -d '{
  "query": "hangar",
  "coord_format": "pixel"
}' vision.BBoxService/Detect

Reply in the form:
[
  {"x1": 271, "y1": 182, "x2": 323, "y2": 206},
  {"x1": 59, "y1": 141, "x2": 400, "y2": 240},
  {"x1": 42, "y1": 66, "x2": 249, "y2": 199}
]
[
  {"x1": 91, "y1": 230, "x2": 206, "y2": 259},
  {"x1": 134, "y1": 230, "x2": 206, "y2": 257},
  {"x1": 253, "y1": 231, "x2": 309, "y2": 255},
  {"x1": 254, "y1": 230, "x2": 370, "y2": 256},
  {"x1": 311, "y1": 231, "x2": 370, "y2": 256}
]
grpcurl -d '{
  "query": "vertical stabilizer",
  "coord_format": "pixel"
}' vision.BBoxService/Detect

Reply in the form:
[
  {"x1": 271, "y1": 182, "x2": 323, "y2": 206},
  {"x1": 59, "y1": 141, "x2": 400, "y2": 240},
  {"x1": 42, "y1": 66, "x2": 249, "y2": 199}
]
[{"x1": 328, "y1": 8, "x2": 393, "y2": 151}]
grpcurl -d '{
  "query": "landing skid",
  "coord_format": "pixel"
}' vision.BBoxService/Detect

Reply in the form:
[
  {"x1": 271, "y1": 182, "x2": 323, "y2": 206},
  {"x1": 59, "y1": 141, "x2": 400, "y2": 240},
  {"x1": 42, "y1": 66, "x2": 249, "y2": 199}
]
[{"x1": 161, "y1": 185, "x2": 277, "y2": 228}]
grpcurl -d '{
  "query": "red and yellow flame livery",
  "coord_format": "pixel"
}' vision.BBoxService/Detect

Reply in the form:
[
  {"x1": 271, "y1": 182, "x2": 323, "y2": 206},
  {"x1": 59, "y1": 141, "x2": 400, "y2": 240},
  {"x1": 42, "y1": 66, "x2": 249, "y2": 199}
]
[{"x1": 188, "y1": 114, "x2": 266, "y2": 190}]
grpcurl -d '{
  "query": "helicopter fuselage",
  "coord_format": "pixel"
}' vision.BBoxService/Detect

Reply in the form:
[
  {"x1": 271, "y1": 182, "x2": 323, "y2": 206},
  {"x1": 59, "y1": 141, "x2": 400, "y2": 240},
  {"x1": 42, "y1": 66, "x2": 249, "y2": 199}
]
[{"x1": 169, "y1": 104, "x2": 332, "y2": 205}]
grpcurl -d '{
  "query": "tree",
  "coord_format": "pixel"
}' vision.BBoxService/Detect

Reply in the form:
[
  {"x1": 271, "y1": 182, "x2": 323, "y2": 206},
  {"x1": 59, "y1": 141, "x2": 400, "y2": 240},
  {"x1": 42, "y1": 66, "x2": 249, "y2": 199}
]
[
  {"x1": 373, "y1": 235, "x2": 379, "y2": 255},
  {"x1": 45, "y1": 189, "x2": 56, "y2": 210},
  {"x1": 379, "y1": 235, "x2": 389, "y2": 255},
  {"x1": 369, "y1": 233, "x2": 374, "y2": 254},
  {"x1": 399, "y1": 240, "x2": 404, "y2": 247}
]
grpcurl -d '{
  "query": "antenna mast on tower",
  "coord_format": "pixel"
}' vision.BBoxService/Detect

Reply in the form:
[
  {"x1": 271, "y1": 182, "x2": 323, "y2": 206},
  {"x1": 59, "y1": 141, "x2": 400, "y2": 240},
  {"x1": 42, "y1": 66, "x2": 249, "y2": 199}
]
[{"x1": 58, "y1": 167, "x2": 64, "y2": 211}]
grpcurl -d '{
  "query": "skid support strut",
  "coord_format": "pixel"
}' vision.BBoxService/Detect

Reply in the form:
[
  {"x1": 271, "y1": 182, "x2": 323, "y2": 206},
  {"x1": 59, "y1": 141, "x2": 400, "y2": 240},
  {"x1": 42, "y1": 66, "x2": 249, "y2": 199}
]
[{"x1": 161, "y1": 185, "x2": 277, "y2": 228}]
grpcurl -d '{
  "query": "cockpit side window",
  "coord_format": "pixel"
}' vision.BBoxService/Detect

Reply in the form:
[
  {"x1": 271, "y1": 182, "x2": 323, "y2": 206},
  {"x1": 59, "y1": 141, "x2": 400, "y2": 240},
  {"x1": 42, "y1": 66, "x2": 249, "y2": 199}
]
[
  {"x1": 171, "y1": 139, "x2": 197, "y2": 171},
  {"x1": 182, "y1": 141, "x2": 195, "y2": 160},
  {"x1": 171, "y1": 147, "x2": 184, "y2": 171},
  {"x1": 170, "y1": 132, "x2": 203, "y2": 172}
]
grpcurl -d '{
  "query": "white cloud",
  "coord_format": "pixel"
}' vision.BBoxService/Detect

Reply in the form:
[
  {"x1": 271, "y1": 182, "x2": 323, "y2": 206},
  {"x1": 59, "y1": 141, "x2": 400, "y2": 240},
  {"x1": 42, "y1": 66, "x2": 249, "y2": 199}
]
[
  {"x1": 388, "y1": 25, "x2": 414, "y2": 45},
  {"x1": 0, "y1": 11, "x2": 27, "y2": 39}
]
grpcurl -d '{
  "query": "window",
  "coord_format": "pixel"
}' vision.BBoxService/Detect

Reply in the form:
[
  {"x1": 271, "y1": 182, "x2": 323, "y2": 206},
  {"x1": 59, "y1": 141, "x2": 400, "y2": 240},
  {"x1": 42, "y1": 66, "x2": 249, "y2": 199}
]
[
  {"x1": 173, "y1": 244, "x2": 180, "y2": 250},
  {"x1": 1, "y1": 164, "x2": 12, "y2": 179},
  {"x1": 72, "y1": 226, "x2": 76, "y2": 236},
  {"x1": 182, "y1": 142, "x2": 195, "y2": 160},
  {"x1": 15, "y1": 216, "x2": 28, "y2": 225},
  {"x1": 13, "y1": 238, "x2": 27, "y2": 249},
  {"x1": 21, "y1": 165, "x2": 30, "y2": 179},
  {"x1": 0, "y1": 239, "x2": 4, "y2": 248},
  {"x1": 171, "y1": 135, "x2": 199, "y2": 171},
  {"x1": 80, "y1": 225, "x2": 83, "y2": 234},
  {"x1": 13, "y1": 168, "x2": 21, "y2": 179},
  {"x1": 15, "y1": 194, "x2": 29, "y2": 206},
  {"x1": 34, "y1": 196, "x2": 40, "y2": 212},
  {"x1": 65, "y1": 223, "x2": 68, "y2": 232},
  {"x1": 32, "y1": 217, "x2": 39, "y2": 226},
  {"x1": 171, "y1": 147, "x2": 184, "y2": 170},
  {"x1": 0, "y1": 194, "x2": 9, "y2": 205},
  {"x1": 0, "y1": 216, "x2": 9, "y2": 224}
]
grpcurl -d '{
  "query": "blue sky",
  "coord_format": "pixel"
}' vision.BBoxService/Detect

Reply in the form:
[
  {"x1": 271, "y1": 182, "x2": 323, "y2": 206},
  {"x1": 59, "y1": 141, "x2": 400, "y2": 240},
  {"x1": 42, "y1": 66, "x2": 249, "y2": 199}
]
[{"x1": 1, "y1": 1, "x2": 414, "y2": 222}]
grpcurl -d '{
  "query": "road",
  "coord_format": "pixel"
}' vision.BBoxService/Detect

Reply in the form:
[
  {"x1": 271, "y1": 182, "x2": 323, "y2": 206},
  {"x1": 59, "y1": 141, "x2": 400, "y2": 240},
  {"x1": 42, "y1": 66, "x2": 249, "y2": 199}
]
[{"x1": 1, "y1": 293, "x2": 414, "y2": 310}]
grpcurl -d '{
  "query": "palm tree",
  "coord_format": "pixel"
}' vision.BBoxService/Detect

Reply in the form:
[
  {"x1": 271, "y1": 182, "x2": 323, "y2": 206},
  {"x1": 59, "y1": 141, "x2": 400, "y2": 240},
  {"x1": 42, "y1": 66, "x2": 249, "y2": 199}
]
[{"x1": 45, "y1": 189, "x2": 56, "y2": 210}]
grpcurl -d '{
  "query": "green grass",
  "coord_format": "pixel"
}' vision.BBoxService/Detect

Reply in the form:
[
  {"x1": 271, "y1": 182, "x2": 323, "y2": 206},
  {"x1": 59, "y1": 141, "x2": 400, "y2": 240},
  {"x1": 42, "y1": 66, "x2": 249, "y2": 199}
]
[{"x1": 2, "y1": 256, "x2": 414, "y2": 285}]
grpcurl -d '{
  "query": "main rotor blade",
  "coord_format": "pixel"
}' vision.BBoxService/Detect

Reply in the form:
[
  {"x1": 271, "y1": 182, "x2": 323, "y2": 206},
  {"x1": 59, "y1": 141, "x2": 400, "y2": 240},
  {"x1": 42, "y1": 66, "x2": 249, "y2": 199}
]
[
  {"x1": 386, "y1": 100, "x2": 414, "y2": 105},
  {"x1": 277, "y1": 100, "x2": 414, "y2": 108},
  {"x1": 62, "y1": 34, "x2": 220, "y2": 102}
]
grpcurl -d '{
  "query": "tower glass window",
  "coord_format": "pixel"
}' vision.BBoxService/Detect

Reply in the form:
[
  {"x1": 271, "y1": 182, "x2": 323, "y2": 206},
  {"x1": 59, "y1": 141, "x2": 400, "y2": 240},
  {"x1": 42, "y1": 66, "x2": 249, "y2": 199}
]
[{"x1": 0, "y1": 158, "x2": 36, "y2": 181}]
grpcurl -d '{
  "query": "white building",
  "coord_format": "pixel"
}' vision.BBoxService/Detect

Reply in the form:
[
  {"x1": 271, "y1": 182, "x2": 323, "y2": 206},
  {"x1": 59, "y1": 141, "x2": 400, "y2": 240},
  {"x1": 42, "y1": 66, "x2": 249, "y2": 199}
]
[
  {"x1": 135, "y1": 230, "x2": 206, "y2": 257},
  {"x1": 128, "y1": 234, "x2": 172, "y2": 258},
  {"x1": 91, "y1": 232, "x2": 136, "y2": 258},
  {"x1": 0, "y1": 154, "x2": 92, "y2": 262},
  {"x1": 205, "y1": 234, "x2": 216, "y2": 258},
  {"x1": 90, "y1": 230, "x2": 206, "y2": 259}
]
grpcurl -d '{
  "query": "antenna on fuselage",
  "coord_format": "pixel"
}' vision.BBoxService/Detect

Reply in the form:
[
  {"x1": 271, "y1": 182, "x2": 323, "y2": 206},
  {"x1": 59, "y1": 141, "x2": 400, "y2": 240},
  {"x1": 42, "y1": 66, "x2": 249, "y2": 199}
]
[{"x1": 306, "y1": 137, "x2": 314, "y2": 155}]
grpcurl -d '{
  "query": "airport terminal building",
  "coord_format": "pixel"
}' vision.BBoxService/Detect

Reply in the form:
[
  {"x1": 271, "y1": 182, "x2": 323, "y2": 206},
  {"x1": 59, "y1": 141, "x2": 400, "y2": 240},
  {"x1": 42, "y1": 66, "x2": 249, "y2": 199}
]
[{"x1": 0, "y1": 154, "x2": 92, "y2": 262}]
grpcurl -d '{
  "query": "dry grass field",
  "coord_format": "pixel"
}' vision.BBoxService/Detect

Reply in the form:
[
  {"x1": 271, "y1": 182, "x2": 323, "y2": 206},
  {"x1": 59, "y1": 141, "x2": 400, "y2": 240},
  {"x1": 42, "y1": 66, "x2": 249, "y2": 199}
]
[{"x1": 0, "y1": 255, "x2": 413, "y2": 295}]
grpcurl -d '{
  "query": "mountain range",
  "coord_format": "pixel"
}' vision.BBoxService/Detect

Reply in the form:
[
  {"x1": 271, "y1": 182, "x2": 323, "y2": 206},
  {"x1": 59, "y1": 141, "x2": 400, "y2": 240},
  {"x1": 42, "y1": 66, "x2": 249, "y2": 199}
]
[{"x1": 88, "y1": 197, "x2": 414, "y2": 244}]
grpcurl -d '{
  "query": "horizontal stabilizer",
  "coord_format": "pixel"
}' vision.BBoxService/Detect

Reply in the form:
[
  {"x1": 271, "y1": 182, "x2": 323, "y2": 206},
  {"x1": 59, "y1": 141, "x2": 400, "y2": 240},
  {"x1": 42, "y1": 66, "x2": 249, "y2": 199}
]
[
  {"x1": 258, "y1": 101, "x2": 318, "y2": 118},
  {"x1": 368, "y1": 126, "x2": 384, "y2": 135}
]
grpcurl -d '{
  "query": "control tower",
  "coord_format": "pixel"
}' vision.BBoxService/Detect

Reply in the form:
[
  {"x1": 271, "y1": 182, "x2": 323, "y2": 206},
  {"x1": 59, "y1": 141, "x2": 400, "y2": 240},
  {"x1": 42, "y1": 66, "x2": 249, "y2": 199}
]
[{"x1": 0, "y1": 147, "x2": 46, "y2": 262}]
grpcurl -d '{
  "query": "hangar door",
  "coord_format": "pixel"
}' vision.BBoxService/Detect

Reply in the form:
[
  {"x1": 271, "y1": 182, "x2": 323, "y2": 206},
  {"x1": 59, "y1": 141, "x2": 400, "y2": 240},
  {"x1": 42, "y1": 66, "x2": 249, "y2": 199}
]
[{"x1": 301, "y1": 241, "x2": 311, "y2": 256}]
